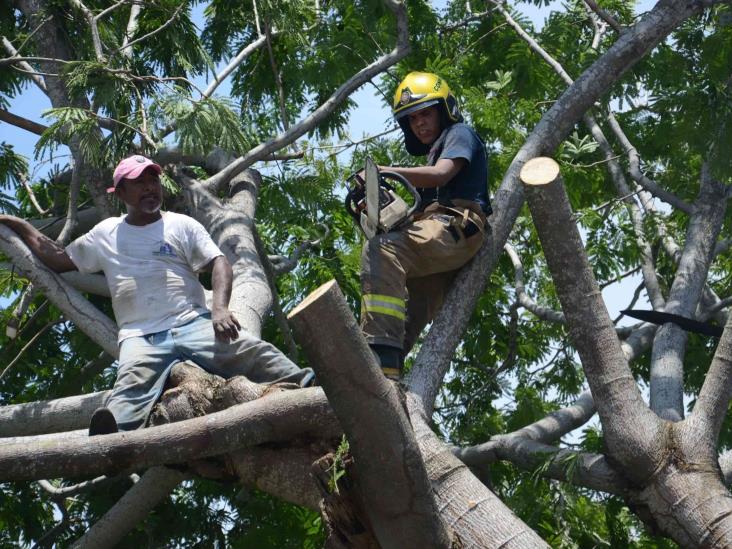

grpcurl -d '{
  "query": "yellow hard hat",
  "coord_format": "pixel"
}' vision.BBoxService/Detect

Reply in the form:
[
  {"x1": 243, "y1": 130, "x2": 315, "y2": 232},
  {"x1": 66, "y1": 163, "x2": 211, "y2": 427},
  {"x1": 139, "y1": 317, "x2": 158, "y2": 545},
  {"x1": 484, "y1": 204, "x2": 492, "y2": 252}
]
[{"x1": 392, "y1": 71, "x2": 461, "y2": 122}]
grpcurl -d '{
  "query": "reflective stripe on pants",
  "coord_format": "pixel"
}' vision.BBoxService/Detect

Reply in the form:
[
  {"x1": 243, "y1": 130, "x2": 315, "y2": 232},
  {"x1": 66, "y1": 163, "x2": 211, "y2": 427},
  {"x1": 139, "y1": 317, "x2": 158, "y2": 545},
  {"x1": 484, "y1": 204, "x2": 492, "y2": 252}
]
[{"x1": 360, "y1": 208, "x2": 485, "y2": 351}]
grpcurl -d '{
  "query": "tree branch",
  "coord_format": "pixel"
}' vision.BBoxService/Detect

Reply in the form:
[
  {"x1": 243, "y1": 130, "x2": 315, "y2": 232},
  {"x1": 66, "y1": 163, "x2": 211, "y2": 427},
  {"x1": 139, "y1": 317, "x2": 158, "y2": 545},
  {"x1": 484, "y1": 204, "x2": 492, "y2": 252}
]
[
  {"x1": 0, "y1": 107, "x2": 48, "y2": 135},
  {"x1": 120, "y1": 2, "x2": 141, "y2": 58},
  {"x1": 109, "y1": 2, "x2": 186, "y2": 56},
  {"x1": 202, "y1": 0, "x2": 410, "y2": 191},
  {"x1": 690, "y1": 312, "x2": 732, "y2": 443},
  {"x1": 1, "y1": 35, "x2": 48, "y2": 93},
  {"x1": 605, "y1": 110, "x2": 693, "y2": 214},
  {"x1": 649, "y1": 164, "x2": 727, "y2": 420},
  {"x1": 0, "y1": 391, "x2": 109, "y2": 437},
  {"x1": 521, "y1": 157, "x2": 658, "y2": 456},
  {"x1": 269, "y1": 225, "x2": 328, "y2": 276},
  {"x1": 455, "y1": 390, "x2": 596, "y2": 464},
  {"x1": 0, "y1": 225, "x2": 118, "y2": 356},
  {"x1": 492, "y1": 0, "x2": 665, "y2": 311},
  {"x1": 70, "y1": 467, "x2": 187, "y2": 548},
  {"x1": 288, "y1": 280, "x2": 454, "y2": 547},
  {"x1": 583, "y1": 0, "x2": 623, "y2": 34},
  {"x1": 68, "y1": 0, "x2": 106, "y2": 62},
  {"x1": 505, "y1": 242, "x2": 566, "y2": 323},
  {"x1": 406, "y1": 0, "x2": 705, "y2": 417},
  {"x1": 0, "y1": 387, "x2": 338, "y2": 481}
]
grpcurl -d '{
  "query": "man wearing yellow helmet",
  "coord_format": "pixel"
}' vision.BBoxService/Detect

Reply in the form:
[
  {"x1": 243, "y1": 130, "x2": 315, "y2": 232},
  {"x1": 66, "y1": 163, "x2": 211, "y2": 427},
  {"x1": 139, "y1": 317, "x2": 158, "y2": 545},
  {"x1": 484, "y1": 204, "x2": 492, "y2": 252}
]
[{"x1": 361, "y1": 71, "x2": 491, "y2": 379}]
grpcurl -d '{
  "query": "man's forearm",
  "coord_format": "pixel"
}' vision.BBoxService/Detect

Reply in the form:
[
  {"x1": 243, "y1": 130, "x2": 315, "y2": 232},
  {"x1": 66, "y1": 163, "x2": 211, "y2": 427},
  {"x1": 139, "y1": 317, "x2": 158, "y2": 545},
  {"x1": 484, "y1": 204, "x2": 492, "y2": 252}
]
[
  {"x1": 0, "y1": 216, "x2": 76, "y2": 273},
  {"x1": 210, "y1": 255, "x2": 234, "y2": 311},
  {"x1": 381, "y1": 158, "x2": 464, "y2": 189}
]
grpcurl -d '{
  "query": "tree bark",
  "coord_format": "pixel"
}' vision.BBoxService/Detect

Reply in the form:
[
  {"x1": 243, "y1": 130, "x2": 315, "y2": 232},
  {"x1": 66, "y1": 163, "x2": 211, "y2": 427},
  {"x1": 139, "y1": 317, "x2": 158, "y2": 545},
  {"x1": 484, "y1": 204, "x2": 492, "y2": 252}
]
[
  {"x1": 521, "y1": 156, "x2": 732, "y2": 546},
  {"x1": 0, "y1": 225, "x2": 118, "y2": 356},
  {"x1": 288, "y1": 280, "x2": 455, "y2": 549},
  {"x1": 0, "y1": 387, "x2": 338, "y2": 481}
]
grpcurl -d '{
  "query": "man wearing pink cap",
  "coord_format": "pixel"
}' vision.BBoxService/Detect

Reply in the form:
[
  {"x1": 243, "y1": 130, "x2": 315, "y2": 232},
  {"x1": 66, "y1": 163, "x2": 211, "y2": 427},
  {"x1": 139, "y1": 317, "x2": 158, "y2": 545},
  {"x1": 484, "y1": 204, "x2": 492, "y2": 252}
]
[{"x1": 0, "y1": 155, "x2": 313, "y2": 434}]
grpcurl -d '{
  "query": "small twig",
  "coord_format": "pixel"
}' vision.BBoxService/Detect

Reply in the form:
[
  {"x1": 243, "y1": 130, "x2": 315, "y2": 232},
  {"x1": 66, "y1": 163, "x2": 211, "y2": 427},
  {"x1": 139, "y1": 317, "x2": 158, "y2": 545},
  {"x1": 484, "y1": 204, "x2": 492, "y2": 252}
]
[
  {"x1": 0, "y1": 317, "x2": 64, "y2": 384},
  {"x1": 582, "y1": 0, "x2": 623, "y2": 34},
  {"x1": 0, "y1": 55, "x2": 70, "y2": 67},
  {"x1": 15, "y1": 299, "x2": 50, "y2": 341},
  {"x1": 132, "y1": 85, "x2": 150, "y2": 145},
  {"x1": 308, "y1": 127, "x2": 399, "y2": 155},
  {"x1": 264, "y1": 20, "x2": 289, "y2": 133},
  {"x1": 55, "y1": 161, "x2": 82, "y2": 246},
  {"x1": 121, "y1": 2, "x2": 142, "y2": 58},
  {"x1": 110, "y1": 2, "x2": 186, "y2": 56},
  {"x1": 564, "y1": 154, "x2": 623, "y2": 169},
  {"x1": 14, "y1": 16, "x2": 52, "y2": 55},
  {"x1": 68, "y1": 0, "x2": 106, "y2": 62},
  {"x1": 599, "y1": 266, "x2": 641, "y2": 289},
  {"x1": 37, "y1": 474, "x2": 139, "y2": 500},
  {"x1": 33, "y1": 500, "x2": 69, "y2": 549},
  {"x1": 95, "y1": 0, "x2": 131, "y2": 21},
  {"x1": 612, "y1": 280, "x2": 645, "y2": 324},
  {"x1": 20, "y1": 173, "x2": 50, "y2": 215},
  {"x1": 1, "y1": 36, "x2": 47, "y2": 93}
]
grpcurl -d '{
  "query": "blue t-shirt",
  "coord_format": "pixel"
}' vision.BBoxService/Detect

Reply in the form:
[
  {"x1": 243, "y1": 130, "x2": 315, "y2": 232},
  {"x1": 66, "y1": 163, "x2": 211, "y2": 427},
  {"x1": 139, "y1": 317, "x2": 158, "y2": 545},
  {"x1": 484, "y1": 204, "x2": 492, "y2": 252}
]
[{"x1": 422, "y1": 123, "x2": 491, "y2": 215}]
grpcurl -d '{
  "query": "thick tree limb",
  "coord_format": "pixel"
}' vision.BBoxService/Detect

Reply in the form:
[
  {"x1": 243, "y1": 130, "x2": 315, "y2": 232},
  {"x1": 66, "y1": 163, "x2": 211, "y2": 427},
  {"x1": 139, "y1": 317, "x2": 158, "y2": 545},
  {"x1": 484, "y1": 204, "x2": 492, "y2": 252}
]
[
  {"x1": 493, "y1": 1, "x2": 665, "y2": 311},
  {"x1": 406, "y1": 0, "x2": 707, "y2": 416},
  {"x1": 455, "y1": 391, "x2": 597, "y2": 464},
  {"x1": 691, "y1": 311, "x2": 732, "y2": 443},
  {"x1": 16, "y1": 0, "x2": 112, "y2": 216},
  {"x1": 70, "y1": 467, "x2": 187, "y2": 549},
  {"x1": 0, "y1": 387, "x2": 338, "y2": 481},
  {"x1": 649, "y1": 165, "x2": 726, "y2": 420},
  {"x1": 0, "y1": 225, "x2": 118, "y2": 356},
  {"x1": 177, "y1": 169, "x2": 271, "y2": 336},
  {"x1": 203, "y1": 0, "x2": 410, "y2": 191},
  {"x1": 120, "y1": 1, "x2": 141, "y2": 58},
  {"x1": 471, "y1": 437, "x2": 627, "y2": 495},
  {"x1": 521, "y1": 157, "x2": 658, "y2": 462},
  {"x1": 0, "y1": 107, "x2": 48, "y2": 135},
  {"x1": 407, "y1": 397, "x2": 550, "y2": 548},
  {"x1": 288, "y1": 280, "x2": 454, "y2": 548},
  {"x1": 0, "y1": 391, "x2": 108, "y2": 437},
  {"x1": 230, "y1": 446, "x2": 325, "y2": 510}
]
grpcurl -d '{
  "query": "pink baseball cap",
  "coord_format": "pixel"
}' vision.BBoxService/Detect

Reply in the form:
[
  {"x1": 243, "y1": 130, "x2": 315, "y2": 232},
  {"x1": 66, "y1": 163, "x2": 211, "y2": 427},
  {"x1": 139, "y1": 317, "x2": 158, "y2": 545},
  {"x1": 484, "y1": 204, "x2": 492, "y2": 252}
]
[{"x1": 108, "y1": 155, "x2": 162, "y2": 193}]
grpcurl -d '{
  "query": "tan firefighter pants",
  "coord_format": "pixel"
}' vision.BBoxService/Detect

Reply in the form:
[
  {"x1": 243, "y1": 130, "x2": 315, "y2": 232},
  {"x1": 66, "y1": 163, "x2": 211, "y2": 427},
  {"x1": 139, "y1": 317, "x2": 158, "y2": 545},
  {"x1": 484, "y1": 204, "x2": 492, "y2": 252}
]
[{"x1": 360, "y1": 204, "x2": 486, "y2": 352}]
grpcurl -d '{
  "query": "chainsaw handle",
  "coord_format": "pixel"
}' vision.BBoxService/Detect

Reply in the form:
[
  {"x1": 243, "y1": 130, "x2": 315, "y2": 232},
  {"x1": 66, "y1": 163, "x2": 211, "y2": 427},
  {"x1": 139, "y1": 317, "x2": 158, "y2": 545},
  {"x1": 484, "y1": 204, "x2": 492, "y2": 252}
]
[{"x1": 379, "y1": 170, "x2": 421, "y2": 218}]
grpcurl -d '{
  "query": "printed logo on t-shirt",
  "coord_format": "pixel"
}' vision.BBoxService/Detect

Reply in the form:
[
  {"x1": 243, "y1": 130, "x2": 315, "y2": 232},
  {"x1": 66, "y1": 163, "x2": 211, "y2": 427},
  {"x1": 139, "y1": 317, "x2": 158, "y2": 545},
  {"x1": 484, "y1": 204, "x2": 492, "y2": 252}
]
[{"x1": 152, "y1": 241, "x2": 178, "y2": 258}]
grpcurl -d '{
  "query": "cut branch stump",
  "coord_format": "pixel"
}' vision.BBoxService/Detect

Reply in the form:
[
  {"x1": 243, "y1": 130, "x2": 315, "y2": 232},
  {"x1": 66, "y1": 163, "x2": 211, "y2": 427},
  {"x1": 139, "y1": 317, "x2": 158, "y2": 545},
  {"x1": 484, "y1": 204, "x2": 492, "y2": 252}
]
[{"x1": 288, "y1": 280, "x2": 454, "y2": 549}]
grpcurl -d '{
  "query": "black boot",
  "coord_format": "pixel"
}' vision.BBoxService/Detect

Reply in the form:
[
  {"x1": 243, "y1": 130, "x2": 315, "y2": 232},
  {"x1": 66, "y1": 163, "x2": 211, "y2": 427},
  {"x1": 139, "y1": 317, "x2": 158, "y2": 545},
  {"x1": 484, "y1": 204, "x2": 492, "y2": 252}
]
[
  {"x1": 89, "y1": 407, "x2": 118, "y2": 436},
  {"x1": 369, "y1": 344, "x2": 403, "y2": 381}
]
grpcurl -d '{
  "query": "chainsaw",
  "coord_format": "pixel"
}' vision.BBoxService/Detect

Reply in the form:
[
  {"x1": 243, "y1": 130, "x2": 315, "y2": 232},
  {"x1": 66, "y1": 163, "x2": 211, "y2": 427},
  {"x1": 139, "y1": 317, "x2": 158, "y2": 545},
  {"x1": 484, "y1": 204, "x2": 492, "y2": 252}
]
[{"x1": 344, "y1": 157, "x2": 421, "y2": 239}]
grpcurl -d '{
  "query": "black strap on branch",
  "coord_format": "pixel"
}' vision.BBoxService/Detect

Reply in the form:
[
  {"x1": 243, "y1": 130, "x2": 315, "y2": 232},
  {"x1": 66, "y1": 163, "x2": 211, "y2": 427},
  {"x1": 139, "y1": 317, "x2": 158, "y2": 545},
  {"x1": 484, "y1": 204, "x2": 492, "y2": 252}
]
[{"x1": 621, "y1": 309, "x2": 723, "y2": 338}]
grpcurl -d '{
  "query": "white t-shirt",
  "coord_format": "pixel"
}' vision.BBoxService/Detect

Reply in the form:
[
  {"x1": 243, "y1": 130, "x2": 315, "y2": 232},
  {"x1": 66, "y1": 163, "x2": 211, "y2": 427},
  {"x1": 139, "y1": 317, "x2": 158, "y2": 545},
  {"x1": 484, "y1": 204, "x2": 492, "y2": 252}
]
[{"x1": 66, "y1": 211, "x2": 223, "y2": 342}]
